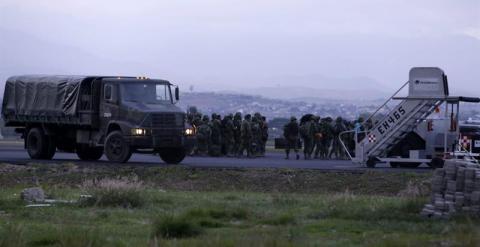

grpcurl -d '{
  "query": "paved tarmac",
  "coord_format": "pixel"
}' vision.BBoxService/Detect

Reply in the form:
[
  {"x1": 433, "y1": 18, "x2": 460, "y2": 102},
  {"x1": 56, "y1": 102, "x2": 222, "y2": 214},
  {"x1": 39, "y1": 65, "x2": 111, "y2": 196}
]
[{"x1": 0, "y1": 141, "x2": 432, "y2": 172}]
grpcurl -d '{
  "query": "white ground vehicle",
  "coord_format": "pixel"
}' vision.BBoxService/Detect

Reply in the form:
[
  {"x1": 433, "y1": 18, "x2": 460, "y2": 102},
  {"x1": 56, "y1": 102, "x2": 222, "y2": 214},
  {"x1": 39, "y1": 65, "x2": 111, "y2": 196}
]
[{"x1": 340, "y1": 67, "x2": 480, "y2": 168}]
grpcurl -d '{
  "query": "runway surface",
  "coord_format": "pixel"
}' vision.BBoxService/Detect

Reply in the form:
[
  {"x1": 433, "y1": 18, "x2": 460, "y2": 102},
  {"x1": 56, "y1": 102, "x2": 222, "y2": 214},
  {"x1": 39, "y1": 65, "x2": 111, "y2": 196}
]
[{"x1": 0, "y1": 141, "x2": 432, "y2": 172}]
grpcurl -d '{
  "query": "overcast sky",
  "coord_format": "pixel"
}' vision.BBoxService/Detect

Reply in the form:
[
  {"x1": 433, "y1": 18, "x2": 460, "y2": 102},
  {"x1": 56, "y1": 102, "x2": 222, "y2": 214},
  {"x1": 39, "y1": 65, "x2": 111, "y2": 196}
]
[{"x1": 0, "y1": 0, "x2": 479, "y2": 97}]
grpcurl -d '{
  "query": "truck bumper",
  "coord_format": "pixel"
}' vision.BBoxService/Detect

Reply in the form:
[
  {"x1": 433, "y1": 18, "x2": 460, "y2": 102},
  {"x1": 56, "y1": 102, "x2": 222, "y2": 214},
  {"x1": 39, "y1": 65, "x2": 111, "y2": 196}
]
[{"x1": 128, "y1": 135, "x2": 195, "y2": 152}]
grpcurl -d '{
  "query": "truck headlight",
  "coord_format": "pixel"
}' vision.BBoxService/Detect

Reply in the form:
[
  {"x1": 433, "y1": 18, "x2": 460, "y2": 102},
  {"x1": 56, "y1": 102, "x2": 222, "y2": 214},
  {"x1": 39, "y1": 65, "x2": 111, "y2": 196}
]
[
  {"x1": 131, "y1": 128, "x2": 147, "y2": 135},
  {"x1": 185, "y1": 128, "x2": 195, "y2": 136}
]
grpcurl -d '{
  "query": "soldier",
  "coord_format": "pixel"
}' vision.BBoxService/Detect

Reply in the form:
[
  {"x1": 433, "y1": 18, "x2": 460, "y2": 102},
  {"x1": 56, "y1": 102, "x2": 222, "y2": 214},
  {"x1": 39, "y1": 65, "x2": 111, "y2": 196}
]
[
  {"x1": 300, "y1": 114, "x2": 316, "y2": 160},
  {"x1": 222, "y1": 114, "x2": 235, "y2": 156},
  {"x1": 260, "y1": 116, "x2": 269, "y2": 156},
  {"x1": 233, "y1": 112, "x2": 242, "y2": 155},
  {"x1": 209, "y1": 113, "x2": 223, "y2": 156},
  {"x1": 196, "y1": 115, "x2": 211, "y2": 156},
  {"x1": 239, "y1": 114, "x2": 253, "y2": 157},
  {"x1": 283, "y1": 116, "x2": 300, "y2": 160},
  {"x1": 251, "y1": 113, "x2": 262, "y2": 157},
  {"x1": 329, "y1": 117, "x2": 347, "y2": 159},
  {"x1": 312, "y1": 116, "x2": 323, "y2": 159},
  {"x1": 320, "y1": 117, "x2": 334, "y2": 159}
]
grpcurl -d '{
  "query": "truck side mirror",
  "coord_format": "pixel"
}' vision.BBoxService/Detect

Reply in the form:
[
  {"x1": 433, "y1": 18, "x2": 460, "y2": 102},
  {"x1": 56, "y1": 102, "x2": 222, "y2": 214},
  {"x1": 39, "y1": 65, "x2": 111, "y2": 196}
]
[
  {"x1": 175, "y1": 87, "x2": 180, "y2": 101},
  {"x1": 104, "y1": 84, "x2": 118, "y2": 104}
]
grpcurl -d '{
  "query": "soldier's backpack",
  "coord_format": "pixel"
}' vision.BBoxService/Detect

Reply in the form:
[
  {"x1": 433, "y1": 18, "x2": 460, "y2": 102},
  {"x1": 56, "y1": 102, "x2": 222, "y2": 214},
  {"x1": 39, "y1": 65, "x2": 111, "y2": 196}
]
[{"x1": 299, "y1": 123, "x2": 310, "y2": 139}]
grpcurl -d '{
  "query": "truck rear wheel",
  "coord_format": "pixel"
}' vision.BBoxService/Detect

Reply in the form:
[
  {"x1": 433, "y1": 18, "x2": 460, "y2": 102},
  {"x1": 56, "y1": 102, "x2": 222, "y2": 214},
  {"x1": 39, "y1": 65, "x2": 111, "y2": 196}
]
[
  {"x1": 159, "y1": 148, "x2": 186, "y2": 164},
  {"x1": 104, "y1": 131, "x2": 132, "y2": 163},
  {"x1": 26, "y1": 127, "x2": 55, "y2": 159},
  {"x1": 76, "y1": 144, "x2": 104, "y2": 161}
]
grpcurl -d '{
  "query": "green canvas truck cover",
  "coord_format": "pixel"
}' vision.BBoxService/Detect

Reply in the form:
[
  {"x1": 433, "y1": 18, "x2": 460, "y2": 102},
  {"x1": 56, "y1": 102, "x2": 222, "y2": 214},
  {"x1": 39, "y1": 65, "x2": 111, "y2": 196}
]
[{"x1": 2, "y1": 75, "x2": 89, "y2": 117}]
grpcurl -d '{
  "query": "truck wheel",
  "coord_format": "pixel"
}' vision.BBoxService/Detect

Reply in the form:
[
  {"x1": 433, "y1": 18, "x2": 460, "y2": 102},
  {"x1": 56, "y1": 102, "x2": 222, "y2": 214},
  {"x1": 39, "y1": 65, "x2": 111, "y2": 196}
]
[
  {"x1": 26, "y1": 127, "x2": 50, "y2": 159},
  {"x1": 43, "y1": 136, "x2": 56, "y2": 160},
  {"x1": 159, "y1": 148, "x2": 186, "y2": 164},
  {"x1": 429, "y1": 158, "x2": 444, "y2": 169},
  {"x1": 76, "y1": 144, "x2": 104, "y2": 161},
  {"x1": 104, "y1": 131, "x2": 132, "y2": 163}
]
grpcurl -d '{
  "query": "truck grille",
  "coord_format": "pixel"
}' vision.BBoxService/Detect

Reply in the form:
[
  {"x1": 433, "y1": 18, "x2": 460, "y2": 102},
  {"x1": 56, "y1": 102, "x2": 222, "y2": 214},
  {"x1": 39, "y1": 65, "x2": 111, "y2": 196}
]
[{"x1": 151, "y1": 113, "x2": 184, "y2": 127}]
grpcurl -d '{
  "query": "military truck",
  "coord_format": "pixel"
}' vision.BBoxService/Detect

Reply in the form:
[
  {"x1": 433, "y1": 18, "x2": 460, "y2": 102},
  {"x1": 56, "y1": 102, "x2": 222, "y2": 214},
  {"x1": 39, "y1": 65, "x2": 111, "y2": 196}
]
[{"x1": 1, "y1": 75, "x2": 195, "y2": 164}]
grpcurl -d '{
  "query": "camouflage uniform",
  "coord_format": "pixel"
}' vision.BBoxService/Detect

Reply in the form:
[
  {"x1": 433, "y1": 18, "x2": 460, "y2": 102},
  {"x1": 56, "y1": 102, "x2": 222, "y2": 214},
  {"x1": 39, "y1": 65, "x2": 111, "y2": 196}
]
[
  {"x1": 312, "y1": 116, "x2": 323, "y2": 159},
  {"x1": 319, "y1": 117, "x2": 334, "y2": 159},
  {"x1": 196, "y1": 116, "x2": 211, "y2": 156},
  {"x1": 299, "y1": 115, "x2": 316, "y2": 160},
  {"x1": 260, "y1": 116, "x2": 268, "y2": 156},
  {"x1": 283, "y1": 117, "x2": 300, "y2": 160},
  {"x1": 209, "y1": 113, "x2": 223, "y2": 156},
  {"x1": 239, "y1": 114, "x2": 253, "y2": 157},
  {"x1": 222, "y1": 114, "x2": 235, "y2": 156},
  {"x1": 251, "y1": 114, "x2": 262, "y2": 157},
  {"x1": 329, "y1": 117, "x2": 347, "y2": 159},
  {"x1": 233, "y1": 112, "x2": 242, "y2": 155}
]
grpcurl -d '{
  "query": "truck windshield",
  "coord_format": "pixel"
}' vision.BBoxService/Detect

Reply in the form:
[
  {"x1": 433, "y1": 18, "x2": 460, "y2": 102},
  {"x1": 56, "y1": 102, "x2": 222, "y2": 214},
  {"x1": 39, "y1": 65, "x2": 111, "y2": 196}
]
[{"x1": 121, "y1": 82, "x2": 172, "y2": 104}]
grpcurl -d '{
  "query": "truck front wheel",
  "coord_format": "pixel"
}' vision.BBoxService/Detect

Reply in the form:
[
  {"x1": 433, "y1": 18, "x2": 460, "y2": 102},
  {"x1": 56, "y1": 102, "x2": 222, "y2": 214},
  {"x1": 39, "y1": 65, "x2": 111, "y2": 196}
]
[
  {"x1": 159, "y1": 148, "x2": 186, "y2": 164},
  {"x1": 76, "y1": 144, "x2": 104, "y2": 161},
  {"x1": 26, "y1": 127, "x2": 55, "y2": 160},
  {"x1": 104, "y1": 131, "x2": 132, "y2": 163}
]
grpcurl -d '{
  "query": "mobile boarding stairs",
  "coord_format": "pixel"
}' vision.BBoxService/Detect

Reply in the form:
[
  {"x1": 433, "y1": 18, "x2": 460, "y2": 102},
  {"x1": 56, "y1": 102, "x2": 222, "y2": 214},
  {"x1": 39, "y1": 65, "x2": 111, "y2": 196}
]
[{"x1": 339, "y1": 67, "x2": 480, "y2": 168}]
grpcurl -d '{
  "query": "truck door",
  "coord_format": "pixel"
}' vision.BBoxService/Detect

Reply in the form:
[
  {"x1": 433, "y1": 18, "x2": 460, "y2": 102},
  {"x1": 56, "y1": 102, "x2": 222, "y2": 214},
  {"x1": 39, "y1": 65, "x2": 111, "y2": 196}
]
[{"x1": 100, "y1": 83, "x2": 120, "y2": 134}]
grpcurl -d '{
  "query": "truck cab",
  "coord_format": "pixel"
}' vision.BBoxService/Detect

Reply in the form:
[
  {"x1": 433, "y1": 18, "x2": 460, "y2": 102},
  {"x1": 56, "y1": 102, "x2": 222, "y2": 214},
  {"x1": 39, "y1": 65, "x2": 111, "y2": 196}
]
[{"x1": 95, "y1": 77, "x2": 194, "y2": 163}]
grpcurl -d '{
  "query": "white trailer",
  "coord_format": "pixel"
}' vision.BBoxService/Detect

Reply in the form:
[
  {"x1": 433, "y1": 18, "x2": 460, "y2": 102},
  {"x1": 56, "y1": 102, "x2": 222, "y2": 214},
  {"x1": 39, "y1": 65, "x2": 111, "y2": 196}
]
[{"x1": 339, "y1": 67, "x2": 480, "y2": 168}]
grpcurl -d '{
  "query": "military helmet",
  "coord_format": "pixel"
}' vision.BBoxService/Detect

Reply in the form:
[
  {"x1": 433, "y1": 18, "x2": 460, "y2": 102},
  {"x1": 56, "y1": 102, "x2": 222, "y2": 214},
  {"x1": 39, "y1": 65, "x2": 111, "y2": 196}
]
[
  {"x1": 245, "y1": 114, "x2": 251, "y2": 120},
  {"x1": 290, "y1": 116, "x2": 297, "y2": 121},
  {"x1": 202, "y1": 115, "x2": 210, "y2": 122}
]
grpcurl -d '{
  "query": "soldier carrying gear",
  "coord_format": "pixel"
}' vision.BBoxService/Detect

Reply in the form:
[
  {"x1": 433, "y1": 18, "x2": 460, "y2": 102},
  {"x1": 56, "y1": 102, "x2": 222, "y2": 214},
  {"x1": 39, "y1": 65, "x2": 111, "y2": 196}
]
[
  {"x1": 329, "y1": 116, "x2": 347, "y2": 159},
  {"x1": 233, "y1": 112, "x2": 242, "y2": 155},
  {"x1": 209, "y1": 113, "x2": 223, "y2": 156},
  {"x1": 260, "y1": 116, "x2": 268, "y2": 156},
  {"x1": 250, "y1": 115, "x2": 262, "y2": 157},
  {"x1": 239, "y1": 114, "x2": 253, "y2": 157},
  {"x1": 196, "y1": 115, "x2": 212, "y2": 156},
  {"x1": 283, "y1": 116, "x2": 300, "y2": 160},
  {"x1": 222, "y1": 114, "x2": 235, "y2": 156},
  {"x1": 312, "y1": 115, "x2": 323, "y2": 159},
  {"x1": 300, "y1": 114, "x2": 316, "y2": 160},
  {"x1": 319, "y1": 117, "x2": 334, "y2": 159}
]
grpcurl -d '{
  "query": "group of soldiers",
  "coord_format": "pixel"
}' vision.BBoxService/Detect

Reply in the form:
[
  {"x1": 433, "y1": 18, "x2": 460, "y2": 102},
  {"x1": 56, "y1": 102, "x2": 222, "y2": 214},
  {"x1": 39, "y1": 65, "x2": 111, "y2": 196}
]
[
  {"x1": 283, "y1": 114, "x2": 355, "y2": 160},
  {"x1": 187, "y1": 111, "x2": 269, "y2": 158}
]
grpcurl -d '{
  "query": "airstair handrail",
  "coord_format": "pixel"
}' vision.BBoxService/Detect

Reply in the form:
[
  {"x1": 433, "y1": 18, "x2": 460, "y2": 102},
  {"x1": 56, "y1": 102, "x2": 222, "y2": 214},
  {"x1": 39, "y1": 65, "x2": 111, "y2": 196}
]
[
  {"x1": 338, "y1": 129, "x2": 360, "y2": 160},
  {"x1": 361, "y1": 81, "x2": 409, "y2": 130}
]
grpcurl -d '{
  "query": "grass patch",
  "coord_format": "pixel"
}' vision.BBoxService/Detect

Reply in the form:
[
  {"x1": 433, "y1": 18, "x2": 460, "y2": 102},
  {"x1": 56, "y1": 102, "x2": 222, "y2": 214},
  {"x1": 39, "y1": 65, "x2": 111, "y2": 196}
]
[
  {"x1": 152, "y1": 214, "x2": 202, "y2": 239},
  {"x1": 262, "y1": 213, "x2": 296, "y2": 225}
]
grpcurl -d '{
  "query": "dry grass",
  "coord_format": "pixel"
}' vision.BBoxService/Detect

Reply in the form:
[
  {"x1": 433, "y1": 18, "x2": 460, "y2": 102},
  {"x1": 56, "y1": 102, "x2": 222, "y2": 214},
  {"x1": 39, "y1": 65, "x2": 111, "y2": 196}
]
[
  {"x1": 397, "y1": 179, "x2": 431, "y2": 198},
  {"x1": 80, "y1": 176, "x2": 146, "y2": 208}
]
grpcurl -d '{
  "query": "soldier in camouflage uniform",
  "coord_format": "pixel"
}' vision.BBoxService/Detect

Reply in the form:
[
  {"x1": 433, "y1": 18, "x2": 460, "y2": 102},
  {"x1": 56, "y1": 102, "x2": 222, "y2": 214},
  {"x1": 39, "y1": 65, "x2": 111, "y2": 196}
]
[
  {"x1": 222, "y1": 114, "x2": 235, "y2": 156},
  {"x1": 196, "y1": 115, "x2": 211, "y2": 156},
  {"x1": 233, "y1": 112, "x2": 242, "y2": 155},
  {"x1": 283, "y1": 116, "x2": 300, "y2": 160},
  {"x1": 300, "y1": 115, "x2": 316, "y2": 160},
  {"x1": 251, "y1": 113, "x2": 262, "y2": 157},
  {"x1": 312, "y1": 116, "x2": 323, "y2": 159},
  {"x1": 319, "y1": 117, "x2": 334, "y2": 159},
  {"x1": 260, "y1": 116, "x2": 268, "y2": 156},
  {"x1": 209, "y1": 113, "x2": 223, "y2": 156},
  {"x1": 329, "y1": 117, "x2": 347, "y2": 159},
  {"x1": 239, "y1": 114, "x2": 253, "y2": 157}
]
